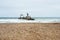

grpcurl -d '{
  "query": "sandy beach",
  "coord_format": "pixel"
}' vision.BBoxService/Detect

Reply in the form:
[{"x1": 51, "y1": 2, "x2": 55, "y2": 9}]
[{"x1": 0, "y1": 23, "x2": 60, "y2": 40}]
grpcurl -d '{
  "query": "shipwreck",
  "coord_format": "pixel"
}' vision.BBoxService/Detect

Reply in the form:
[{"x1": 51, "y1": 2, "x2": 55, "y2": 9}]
[{"x1": 18, "y1": 13, "x2": 35, "y2": 20}]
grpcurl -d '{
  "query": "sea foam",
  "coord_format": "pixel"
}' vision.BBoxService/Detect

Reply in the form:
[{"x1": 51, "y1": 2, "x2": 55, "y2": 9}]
[{"x1": 0, "y1": 19, "x2": 60, "y2": 23}]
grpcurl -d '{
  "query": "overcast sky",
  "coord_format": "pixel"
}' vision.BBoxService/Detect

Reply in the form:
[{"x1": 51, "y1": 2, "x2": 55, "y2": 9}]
[{"x1": 0, "y1": 0, "x2": 60, "y2": 17}]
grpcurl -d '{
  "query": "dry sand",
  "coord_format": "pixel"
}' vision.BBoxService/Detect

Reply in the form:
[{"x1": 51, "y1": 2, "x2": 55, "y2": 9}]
[{"x1": 0, "y1": 23, "x2": 60, "y2": 40}]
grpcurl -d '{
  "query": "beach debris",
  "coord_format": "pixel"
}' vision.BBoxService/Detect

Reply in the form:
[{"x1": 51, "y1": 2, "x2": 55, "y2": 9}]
[{"x1": 18, "y1": 13, "x2": 35, "y2": 20}]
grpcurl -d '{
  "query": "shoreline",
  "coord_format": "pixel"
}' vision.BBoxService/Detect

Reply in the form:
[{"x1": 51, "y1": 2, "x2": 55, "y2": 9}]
[{"x1": 0, "y1": 22, "x2": 60, "y2": 23}]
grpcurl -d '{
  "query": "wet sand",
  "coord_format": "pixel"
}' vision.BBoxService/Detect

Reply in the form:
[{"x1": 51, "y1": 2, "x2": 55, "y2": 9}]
[{"x1": 0, "y1": 23, "x2": 60, "y2": 40}]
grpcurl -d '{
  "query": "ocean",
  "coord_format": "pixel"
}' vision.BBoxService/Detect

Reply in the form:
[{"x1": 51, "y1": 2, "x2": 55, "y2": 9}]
[{"x1": 0, "y1": 17, "x2": 60, "y2": 23}]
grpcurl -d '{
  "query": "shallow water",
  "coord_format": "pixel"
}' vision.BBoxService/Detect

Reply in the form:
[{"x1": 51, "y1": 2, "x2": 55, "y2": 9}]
[{"x1": 0, "y1": 17, "x2": 60, "y2": 23}]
